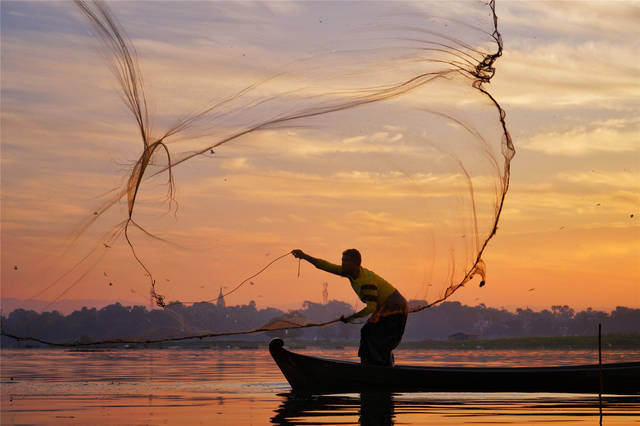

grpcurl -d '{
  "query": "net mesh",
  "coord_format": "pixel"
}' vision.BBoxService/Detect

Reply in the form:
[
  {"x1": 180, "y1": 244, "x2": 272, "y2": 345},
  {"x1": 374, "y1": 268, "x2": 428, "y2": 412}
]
[{"x1": 3, "y1": 0, "x2": 513, "y2": 346}]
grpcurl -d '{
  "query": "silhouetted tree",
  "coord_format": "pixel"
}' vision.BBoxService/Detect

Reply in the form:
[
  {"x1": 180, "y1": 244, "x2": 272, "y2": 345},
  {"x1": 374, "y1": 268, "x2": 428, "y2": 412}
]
[{"x1": 2, "y1": 301, "x2": 638, "y2": 347}]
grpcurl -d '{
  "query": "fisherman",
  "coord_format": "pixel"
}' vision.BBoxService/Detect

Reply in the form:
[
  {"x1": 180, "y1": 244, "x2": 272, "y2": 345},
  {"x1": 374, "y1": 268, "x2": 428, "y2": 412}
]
[{"x1": 291, "y1": 248, "x2": 408, "y2": 367}]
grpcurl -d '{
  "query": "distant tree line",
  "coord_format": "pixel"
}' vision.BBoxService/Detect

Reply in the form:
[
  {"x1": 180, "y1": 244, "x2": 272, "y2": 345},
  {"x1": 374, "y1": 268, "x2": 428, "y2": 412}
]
[
  {"x1": 406, "y1": 302, "x2": 639, "y2": 340},
  {"x1": 1, "y1": 300, "x2": 638, "y2": 347}
]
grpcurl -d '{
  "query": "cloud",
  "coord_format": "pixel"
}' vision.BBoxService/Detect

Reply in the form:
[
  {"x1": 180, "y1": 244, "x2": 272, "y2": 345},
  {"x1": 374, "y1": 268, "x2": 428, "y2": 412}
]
[
  {"x1": 491, "y1": 3, "x2": 638, "y2": 112},
  {"x1": 521, "y1": 118, "x2": 639, "y2": 156},
  {"x1": 286, "y1": 214, "x2": 307, "y2": 223},
  {"x1": 501, "y1": 1, "x2": 640, "y2": 43},
  {"x1": 558, "y1": 171, "x2": 639, "y2": 191},
  {"x1": 221, "y1": 157, "x2": 250, "y2": 171},
  {"x1": 495, "y1": 41, "x2": 639, "y2": 108},
  {"x1": 325, "y1": 209, "x2": 434, "y2": 235}
]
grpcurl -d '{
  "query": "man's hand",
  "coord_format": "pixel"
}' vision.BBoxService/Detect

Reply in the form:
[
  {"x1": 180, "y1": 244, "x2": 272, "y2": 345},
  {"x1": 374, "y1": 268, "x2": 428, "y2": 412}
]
[
  {"x1": 339, "y1": 315, "x2": 350, "y2": 323},
  {"x1": 291, "y1": 249, "x2": 305, "y2": 259}
]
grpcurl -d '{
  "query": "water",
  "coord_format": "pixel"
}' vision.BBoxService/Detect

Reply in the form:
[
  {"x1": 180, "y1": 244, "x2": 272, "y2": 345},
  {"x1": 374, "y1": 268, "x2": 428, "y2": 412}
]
[{"x1": 1, "y1": 346, "x2": 639, "y2": 425}]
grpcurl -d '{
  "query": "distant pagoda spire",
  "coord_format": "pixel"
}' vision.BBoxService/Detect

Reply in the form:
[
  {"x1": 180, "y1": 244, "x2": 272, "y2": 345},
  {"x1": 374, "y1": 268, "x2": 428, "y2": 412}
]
[{"x1": 217, "y1": 287, "x2": 225, "y2": 308}]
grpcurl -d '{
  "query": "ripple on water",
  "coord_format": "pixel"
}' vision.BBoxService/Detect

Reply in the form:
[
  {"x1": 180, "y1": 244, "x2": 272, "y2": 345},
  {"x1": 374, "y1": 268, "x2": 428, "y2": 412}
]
[{"x1": 1, "y1": 348, "x2": 639, "y2": 425}]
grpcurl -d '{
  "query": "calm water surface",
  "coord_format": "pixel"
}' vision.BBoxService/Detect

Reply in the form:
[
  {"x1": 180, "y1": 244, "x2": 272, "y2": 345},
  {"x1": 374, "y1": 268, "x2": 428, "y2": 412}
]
[{"x1": 1, "y1": 346, "x2": 639, "y2": 425}]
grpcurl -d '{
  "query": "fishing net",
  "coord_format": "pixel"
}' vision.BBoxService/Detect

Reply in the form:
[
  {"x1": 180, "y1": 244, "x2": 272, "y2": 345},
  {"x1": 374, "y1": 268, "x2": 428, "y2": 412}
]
[{"x1": 4, "y1": 0, "x2": 513, "y2": 345}]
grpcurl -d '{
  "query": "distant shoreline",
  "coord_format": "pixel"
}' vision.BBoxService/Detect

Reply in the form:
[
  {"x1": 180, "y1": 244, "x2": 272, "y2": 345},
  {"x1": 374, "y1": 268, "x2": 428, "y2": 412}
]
[
  {"x1": 3, "y1": 334, "x2": 639, "y2": 350},
  {"x1": 273, "y1": 334, "x2": 640, "y2": 350},
  {"x1": 399, "y1": 334, "x2": 640, "y2": 350}
]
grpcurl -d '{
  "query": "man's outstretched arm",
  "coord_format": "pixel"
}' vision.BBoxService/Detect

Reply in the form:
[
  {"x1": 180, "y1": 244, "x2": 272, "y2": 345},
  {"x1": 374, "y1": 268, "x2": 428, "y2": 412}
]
[
  {"x1": 291, "y1": 249, "x2": 318, "y2": 265},
  {"x1": 291, "y1": 249, "x2": 343, "y2": 276}
]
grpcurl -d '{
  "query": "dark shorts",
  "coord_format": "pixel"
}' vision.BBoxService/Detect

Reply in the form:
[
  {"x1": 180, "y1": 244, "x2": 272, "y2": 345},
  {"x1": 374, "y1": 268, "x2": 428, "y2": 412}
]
[{"x1": 358, "y1": 313, "x2": 407, "y2": 366}]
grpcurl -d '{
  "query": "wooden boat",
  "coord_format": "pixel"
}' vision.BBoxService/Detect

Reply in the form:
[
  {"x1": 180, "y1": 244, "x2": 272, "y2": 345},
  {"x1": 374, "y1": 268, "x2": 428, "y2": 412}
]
[{"x1": 269, "y1": 339, "x2": 640, "y2": 395}]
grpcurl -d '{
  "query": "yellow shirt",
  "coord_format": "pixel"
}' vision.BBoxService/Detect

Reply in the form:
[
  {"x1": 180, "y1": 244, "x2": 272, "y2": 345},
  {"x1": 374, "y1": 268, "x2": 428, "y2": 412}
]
[{"x1": 315, "y1": 259, "x2": 404, "y2": 321}]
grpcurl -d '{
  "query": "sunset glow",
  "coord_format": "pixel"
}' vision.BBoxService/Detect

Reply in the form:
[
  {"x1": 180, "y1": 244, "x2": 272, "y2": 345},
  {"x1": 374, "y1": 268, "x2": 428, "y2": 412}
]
[{"x1": 2, "y1": 1, "x2": 638, "y2": 314}]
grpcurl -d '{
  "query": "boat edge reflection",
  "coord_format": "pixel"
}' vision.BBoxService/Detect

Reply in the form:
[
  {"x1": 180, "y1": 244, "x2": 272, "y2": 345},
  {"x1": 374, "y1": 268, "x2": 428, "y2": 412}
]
[{"x1": 271, "y1": 391, "x2": 640, "y2": 425}]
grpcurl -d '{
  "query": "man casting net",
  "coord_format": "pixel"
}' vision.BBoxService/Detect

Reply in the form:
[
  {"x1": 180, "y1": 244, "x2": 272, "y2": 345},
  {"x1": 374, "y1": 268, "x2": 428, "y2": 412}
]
[{"x1": 4, "y1": 0, "x2": 513, "y2": 346}]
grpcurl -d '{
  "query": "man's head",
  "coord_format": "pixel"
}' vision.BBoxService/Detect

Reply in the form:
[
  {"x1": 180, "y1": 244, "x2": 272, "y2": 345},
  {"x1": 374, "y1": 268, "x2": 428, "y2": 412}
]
[{"x1": 341, "y1": 248, "x2": 361, "y2": 278}]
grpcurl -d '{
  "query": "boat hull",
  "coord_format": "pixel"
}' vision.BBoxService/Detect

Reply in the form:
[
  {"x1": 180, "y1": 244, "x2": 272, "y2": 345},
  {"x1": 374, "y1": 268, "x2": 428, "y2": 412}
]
[{"x1": 269, "y1": 339, "x2": 640, "y2": 395}]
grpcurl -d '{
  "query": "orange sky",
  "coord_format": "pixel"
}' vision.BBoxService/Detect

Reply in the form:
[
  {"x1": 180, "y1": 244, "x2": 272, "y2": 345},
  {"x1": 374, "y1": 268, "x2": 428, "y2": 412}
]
[{"x1": 1, "y1": 1, "x2": 638, "y2": 313}]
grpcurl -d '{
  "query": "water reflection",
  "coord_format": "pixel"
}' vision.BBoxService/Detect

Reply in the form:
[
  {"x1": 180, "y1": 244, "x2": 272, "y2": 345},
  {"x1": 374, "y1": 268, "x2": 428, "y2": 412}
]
[
  {"x1": 272, "y1": 392, "x2": 640, "y2": 425},
  {"x1": 272, "y1": 392, "x2": 362, "y2": 425},
  {"x1": 2, "y1": 349, "x2": 639, "y2": 425},
  {"x1": 272, "y1": 391, "x2": 396, "y2": 425}
]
